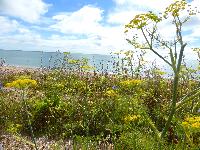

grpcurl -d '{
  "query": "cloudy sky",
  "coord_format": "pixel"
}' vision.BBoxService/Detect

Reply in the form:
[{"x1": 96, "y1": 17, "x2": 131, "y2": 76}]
[{"x1": 0, "y1": 0, "x2": 199, "y2": 55}]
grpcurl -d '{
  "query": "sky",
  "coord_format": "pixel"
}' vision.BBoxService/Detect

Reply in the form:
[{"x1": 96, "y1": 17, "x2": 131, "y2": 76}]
[{"x1": 0, "y1": 0, "x2": 200, "y2": 55}]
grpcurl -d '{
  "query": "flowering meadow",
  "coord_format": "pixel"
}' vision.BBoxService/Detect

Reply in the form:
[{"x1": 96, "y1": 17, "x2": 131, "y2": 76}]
[
  {"x1": 0, "y1": 49, "x2": 199, "y2": 149},
  {"x1": 1, "y1": 0, "x2": 200, "y2": 149}
]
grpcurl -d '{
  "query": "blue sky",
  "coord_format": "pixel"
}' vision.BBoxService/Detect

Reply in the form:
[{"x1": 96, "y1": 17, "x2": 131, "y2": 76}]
[{"x1": 0, "y1": 0, "x2": 200, "y2": 56}]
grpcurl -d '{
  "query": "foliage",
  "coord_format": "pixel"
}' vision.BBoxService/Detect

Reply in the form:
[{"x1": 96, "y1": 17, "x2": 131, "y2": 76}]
[
  {"x1": 125, "y1": 0, "x2": 200, "y2": 144},
  {"x1": 0, "y1": 0, "x2": 200, "y2": 149}
]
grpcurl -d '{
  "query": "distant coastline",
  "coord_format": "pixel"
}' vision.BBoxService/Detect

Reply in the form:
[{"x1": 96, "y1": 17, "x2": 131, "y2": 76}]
[
  {"x1": 0, "y1": 49, "x2": 113, "y2": 70},
  {"x1": 0, "y1": 49, "x2": 110, "y2": 56},
  {"x1": 0, "y1": 49, "x2": 44, "y2": 53}
]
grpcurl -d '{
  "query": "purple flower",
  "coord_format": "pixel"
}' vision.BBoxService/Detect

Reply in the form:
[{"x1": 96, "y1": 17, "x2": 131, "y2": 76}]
[
  {"x1": 112, "y1": 85, "x2": 118, "y2": 90},
  {"x1": 0, "y1": 82, "x2": 3, "y2": 90}
]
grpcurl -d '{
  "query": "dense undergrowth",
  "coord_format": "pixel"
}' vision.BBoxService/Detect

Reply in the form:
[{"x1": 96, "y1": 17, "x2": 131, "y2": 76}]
[
  {"x1": 0, "y1": 50, "x2": 199, "y2": 149},
  {"x1": 1, "y1": 0, "x2": 200, "y2": 149}
]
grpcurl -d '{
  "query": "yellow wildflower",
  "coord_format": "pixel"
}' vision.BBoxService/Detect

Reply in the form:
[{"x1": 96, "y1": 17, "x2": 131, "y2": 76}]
[
  {"x1": 80, "y1": 65, "x2": 96, "y2": 71},
  {"x1": 185, "y1": 116, "x2": 200, "y2": 123},
  {"x1": 182, "y1": 116, "x2": 200, "y2": 133},
  {"x1": 68, "y1": 59, "x2": 79, "y2": 64},
  {"x1": 6, "y1": 79, "x2": 37, "y2": 89},
  {"x1": 164, "y1": 0, "x2": 187, "y2": 18},
  {"x1": 191, "y1": 122, "x2": 200, "y2": 129},
  {"x1": 105, "y1": 89, "x2": 118, "y2": 98},
  {"x1": 120, "y1": 79, "x2": 142, "y2": 88},
  {"x1": 124, "y1": 115, "x2": 140, "y2": 124},
  {"x1": 125, "y1": 12, "x2": 161, "y2": 30},
  {"x1": 182, "y1": 121, "x2": 189, "y2": 127}
]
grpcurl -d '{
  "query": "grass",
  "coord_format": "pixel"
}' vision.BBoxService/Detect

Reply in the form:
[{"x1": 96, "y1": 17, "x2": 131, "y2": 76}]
[
  {"x1": 0, "y1": 52, "x2": 199, "y2": 149},
  {"x1": 1, "y1": 1, "x2": 200, "y2": 149}
]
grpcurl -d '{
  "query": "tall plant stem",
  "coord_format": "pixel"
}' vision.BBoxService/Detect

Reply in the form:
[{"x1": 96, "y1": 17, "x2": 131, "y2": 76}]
[
  {"x1": 22, "y1": 90, "x2": 38, "y2": 150},
  {"x1": 161, "y1": 43, "x2": 187, "y2": 139}
]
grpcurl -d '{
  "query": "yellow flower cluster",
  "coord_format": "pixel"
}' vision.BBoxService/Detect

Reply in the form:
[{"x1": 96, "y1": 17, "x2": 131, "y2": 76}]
[
  {"x1": 6, "y1": 79, "x2": 37, "y2": 89},
  {"x1": 80, "y1": 65, "x2": 96, "y2": 71},
  {"x1": 124, "y1": 115, "x2": 141, "y2": 123},
  {"x1": 192, "y1": 48, "x2": 200, "y2": 52},
  {"x1": 125, "y1": 12, "x2": 161, "y2": 31},
  {"x1": 68, "y1": 59, "x2": 79, "y2": 64},
  {"x1": 163, "y1": 0, "x2": 195, "y2": 18},
  {"x1": 105, "y1": 89, "x2": 118, "y2": 98},
  {"x1": 120, "y1": 79, "x2": 142, "y2": 88},
  {"x1": 182, "y1": 116, "x2": 200, "y2": 133}
]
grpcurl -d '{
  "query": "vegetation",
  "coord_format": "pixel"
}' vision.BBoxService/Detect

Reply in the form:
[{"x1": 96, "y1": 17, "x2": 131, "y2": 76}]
[{"x1": 0, "y1": 0, "x2": 200, "y2": 149}]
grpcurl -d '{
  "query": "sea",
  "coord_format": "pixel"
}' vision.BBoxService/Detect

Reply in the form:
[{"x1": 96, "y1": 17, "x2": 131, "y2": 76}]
[
  {"x1": 0, "y1": 49, "x2": 199, "y2": 75},
  {"x1": 0, "y1": 49, "x2": 116, "y2": 72}
]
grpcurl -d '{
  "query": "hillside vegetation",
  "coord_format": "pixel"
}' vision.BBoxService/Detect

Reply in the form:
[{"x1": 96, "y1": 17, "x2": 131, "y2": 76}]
[{"x1": 0, "y1": 0, "x2": 200, "y2": 149}]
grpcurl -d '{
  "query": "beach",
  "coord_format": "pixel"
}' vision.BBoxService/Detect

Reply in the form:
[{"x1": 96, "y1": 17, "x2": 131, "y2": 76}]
[{"x1": 0, "y1": 65, "x2": 41, "y2": 75}]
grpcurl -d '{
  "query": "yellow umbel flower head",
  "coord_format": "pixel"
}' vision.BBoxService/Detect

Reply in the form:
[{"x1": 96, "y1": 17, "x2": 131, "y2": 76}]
[
  {"x1": 6, "y1": 79, "x2": 37, "y2": 89},
  {"x1": 124, "y1": 115, "x2": 141, "y2": 124},
  {"x1": 182, "y1": 116, "x2": 200, "y2": 133},
  {"x1": 120, "y1": 79, "x2": 143, "y2": 88},
  {"x1": 105, "y1": 89, "x2": 118, "y2": 98}
]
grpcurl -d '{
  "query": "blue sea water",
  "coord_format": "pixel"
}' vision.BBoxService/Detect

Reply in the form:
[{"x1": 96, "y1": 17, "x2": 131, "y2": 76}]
[
  {"x1": 0, "y1": 49, "x2": 114, "y2": 71},
  {"x1": 0, "y1": 49, "x2": 199, "y2": 75}
]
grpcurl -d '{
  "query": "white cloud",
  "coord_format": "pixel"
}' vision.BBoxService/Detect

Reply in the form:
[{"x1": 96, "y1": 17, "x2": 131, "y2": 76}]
[
  {"x1": 190, "y1": 0, "x2": 200, "y2": 10},
  {"x1": 0, "y1": 0, "x2": 50, "y2": 23},
  {"x1": 0, "y1": 33, "x2": 108, "y2": 54},
  {"x1": 190, "y1": 26, "x2": 200, "y2": 38},
  {"x1": 49, "y1": 5, "x2": 131, "y2": 53},
  {"x1": 51, "y1": 6, "x2": 103, "y2": 35},
  {"x1": 107, "y1": 10, "x2": 144, "y2": 25},
  {"x1": 112, "y1": 0, "x2": 174, "y2": 12},
  {"x1": 184, "y1": 0, "x2": 200, "y2": 41},
  {"x1": 0, "y1": 16, "x2": 19, "y2": 34},
  {"x1": 0, "y1": 20, "x2": 131, "y2": 54},
  {"x1": 0, "y1": 16, "x2": 32, "y2": 35}
]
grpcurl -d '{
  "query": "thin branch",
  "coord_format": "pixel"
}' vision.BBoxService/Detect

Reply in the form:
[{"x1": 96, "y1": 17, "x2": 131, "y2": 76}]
[
  {"x1": 174, "y1": 39, "x2": 177, "y2": 62},
  {"x1": 176, "y1": 87, "x2": 200, "y2": 110},
  {"x1": 175, "y1": 15, "x2": 184, "y2": 46},
  {"x1": 141, "y1": 27, "x2": 172, "y2": 67},
  {"x1": 150, "y1": 34, "x2": 176, "y2": 72}
]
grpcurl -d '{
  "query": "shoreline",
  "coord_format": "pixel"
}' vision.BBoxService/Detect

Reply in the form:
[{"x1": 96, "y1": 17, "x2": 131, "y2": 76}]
[
  {"x1": 0, "y1": 65, "x2": 39, "y2": 74},
  {"x1": 0, "y1": 65, "x2": 116, "y2": 79}
]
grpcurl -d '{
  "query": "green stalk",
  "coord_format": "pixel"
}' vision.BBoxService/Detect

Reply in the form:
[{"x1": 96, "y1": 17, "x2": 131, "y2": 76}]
[
  {"x1": 161, "y1": 43, "x2": 186, "y2": 139},
  {"x1": 160, "y1": 73, "x2": 179, "y2": 139},
  {"x1": 22, "y1": 90, "x2": 38, "y2": 150}
]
